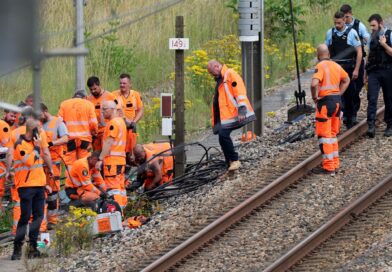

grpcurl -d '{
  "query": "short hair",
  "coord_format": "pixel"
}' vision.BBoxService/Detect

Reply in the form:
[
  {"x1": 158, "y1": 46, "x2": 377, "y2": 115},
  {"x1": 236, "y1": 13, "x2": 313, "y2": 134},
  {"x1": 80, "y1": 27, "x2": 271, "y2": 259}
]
[
  {"x1": 25, "y1": 93, "x2": 34, "y2": 101},
  {"x1": 40, "y1": 103, "x2": 48, "y2": 112},
  {"x1": 334, "y1": 11, "x2": 345, "y2": 19},
  {"x1": 340, "y1": 4, "x2": 352, "y2": 14},
  {"x1": 368, "y1": 14, "x2": 383, "y2": 24},
  {"x1": 87, "y1": 76, "x2": 100, "y2": 87},
  {"x1": 73, "y1": 89, "x2": 87, "y2": 98},
  {"x1": 119, "y1": 73, "x2": 131, "y2": 81}
]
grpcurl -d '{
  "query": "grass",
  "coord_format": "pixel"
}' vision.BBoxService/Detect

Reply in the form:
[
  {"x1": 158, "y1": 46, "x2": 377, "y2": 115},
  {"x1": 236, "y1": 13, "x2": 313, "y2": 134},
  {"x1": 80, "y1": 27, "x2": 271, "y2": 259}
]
[{"x1": 1, "y1": 0, "x2": 392, "y2": 141}]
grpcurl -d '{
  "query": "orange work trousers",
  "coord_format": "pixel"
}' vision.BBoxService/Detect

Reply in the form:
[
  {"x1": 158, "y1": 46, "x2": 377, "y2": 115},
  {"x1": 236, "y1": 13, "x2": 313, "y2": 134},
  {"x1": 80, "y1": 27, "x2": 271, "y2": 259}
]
[
  {"x1": 315, "y1": 95, "x2": 341, "y2": 172},
  {"x1": 104, "y1": 164, "x2": 127, "y2": 210},
  {"x1": 126, "y1": 130, "x2": 137, "y2": 153},
  {"x1": 11, "y1": 187, "x2": 47, "y2": 235}
]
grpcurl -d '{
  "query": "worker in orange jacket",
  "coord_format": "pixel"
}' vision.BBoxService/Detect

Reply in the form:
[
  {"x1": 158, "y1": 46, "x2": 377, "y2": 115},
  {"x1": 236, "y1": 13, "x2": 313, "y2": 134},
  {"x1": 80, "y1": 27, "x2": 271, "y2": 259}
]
[
  {"x1": 65, "y1": 151, "x2": 106, "y2": 207},
  {"x1": 11, "y1": 118, "x2": 54, "y2": 260},
  {"x1": 131, "y1": 143, "x2": 174, "y2": 191},
  {"x1": 40, "y1": 103, "x2": 68, "y2": 228},
  {"x1": 95, "y1": 100, "x2": 127, "y2": 210},
  {"x1": 10, "y1": 107, "x2": 49, "y2": 235},
  {"x1": 58, "y1": 90, "x2": 98, "y2": 169},
  {"x1": 207, "y1": 60, "x2": 256, "y2": 171},
  {"x1": 112, "y1": 73, "x2": 143, "y2": 154},
  {"x1": 0, "y1": 120, "x2": 12, "y2": 212},
  {"x1": 87, "y1": 76, "x2": 116, "y2": 152},
  {"x1": 311, "y1": 44, "x2": 350, "y2": 175}
]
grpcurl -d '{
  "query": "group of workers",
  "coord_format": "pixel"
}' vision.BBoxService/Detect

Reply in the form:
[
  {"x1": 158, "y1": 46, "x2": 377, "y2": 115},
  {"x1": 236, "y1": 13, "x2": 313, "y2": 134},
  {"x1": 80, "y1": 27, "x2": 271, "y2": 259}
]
[
  {"x1": 312, "y1": 5, "x2": 392, "y2": 175},
  {"x1": 0, "y1": 73, "x2": 175, "y2": 260},
  {"x1": 2, "y1": 2, "x2": 390, "y2": 262}
]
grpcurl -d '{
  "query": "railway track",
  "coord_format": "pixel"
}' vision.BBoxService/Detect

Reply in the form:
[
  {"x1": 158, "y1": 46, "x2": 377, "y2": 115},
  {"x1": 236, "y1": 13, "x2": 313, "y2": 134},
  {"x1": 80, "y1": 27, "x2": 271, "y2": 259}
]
[{"x1": 140, "y1": 107, "x2": 391, "y2": 271}]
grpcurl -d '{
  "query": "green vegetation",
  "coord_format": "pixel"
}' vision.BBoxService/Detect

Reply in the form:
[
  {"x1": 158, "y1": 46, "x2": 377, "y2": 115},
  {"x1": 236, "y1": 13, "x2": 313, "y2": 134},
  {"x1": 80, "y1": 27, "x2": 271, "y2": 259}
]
[
  {"x1": 0, "y1": 0, "x2": 391, "y2": 141},
  {"x1": 0, "y1": 207, "x2": 13, "y2": 233},
  {"x1": 53, "y1": 206, "x2": 97, "y2": 256}
]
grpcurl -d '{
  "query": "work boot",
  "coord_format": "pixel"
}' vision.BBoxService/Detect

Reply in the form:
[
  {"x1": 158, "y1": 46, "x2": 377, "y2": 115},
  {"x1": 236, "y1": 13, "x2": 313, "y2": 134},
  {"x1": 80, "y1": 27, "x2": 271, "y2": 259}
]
[
  {"x1": 367, "y1": 123, "x2": 376, "y2": 138},
  {"x1": 27, "y1": 243, "x2": 41, "y2": 259},
  {"x1": 311, "y1": 167, "x2": 336, "y2": 176},
  {"x1": 228, "y1": 160, "x2": 241, "y2": 171},
  {"x1": 11, "y1": 243, "x2": 22, "y2": 260},
  {"x1": 384, "y1": 126, "x2": 392, "y2": 137}
]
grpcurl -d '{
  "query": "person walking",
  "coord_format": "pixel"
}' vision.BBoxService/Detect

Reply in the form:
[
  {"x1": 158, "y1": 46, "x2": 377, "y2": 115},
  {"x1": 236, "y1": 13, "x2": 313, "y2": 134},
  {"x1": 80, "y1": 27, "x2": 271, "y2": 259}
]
[{"x1": 207, "y1": 60, "x2": 256, "y2": 171}]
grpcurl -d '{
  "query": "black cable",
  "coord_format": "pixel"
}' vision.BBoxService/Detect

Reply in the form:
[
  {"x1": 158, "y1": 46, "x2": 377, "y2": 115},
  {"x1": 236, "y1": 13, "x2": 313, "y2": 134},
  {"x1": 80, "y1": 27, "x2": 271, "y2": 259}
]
[{"x1": 127, "y1": 142, "x2": 228, "y2": 200}]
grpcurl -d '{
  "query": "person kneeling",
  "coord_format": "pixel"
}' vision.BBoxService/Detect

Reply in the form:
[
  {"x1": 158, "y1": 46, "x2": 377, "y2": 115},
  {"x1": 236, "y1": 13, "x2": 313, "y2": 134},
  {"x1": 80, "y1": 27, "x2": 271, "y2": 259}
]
[
  {"x1": 65, "y1": 151, "x2": 107, "y2": 209},
  {"x1": 130, "y1": 143, "x2": 174, "y2": 191}
]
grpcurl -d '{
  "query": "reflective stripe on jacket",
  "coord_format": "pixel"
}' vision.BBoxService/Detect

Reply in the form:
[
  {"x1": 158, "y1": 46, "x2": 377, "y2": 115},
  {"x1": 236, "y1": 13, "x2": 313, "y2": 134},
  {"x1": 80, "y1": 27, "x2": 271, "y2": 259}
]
[
  {"x1": 13, "y1": 138, "x2": 46, "y2": 188},
  {"x1": 211, "y1": 65, "x2": 256, "y2": 130},
  {"x1": 58, "y1": 98, "x2": 98, "y2": 142},
  {"x1": 313, "y1": 60, "x2": 348, "y2": 97}
]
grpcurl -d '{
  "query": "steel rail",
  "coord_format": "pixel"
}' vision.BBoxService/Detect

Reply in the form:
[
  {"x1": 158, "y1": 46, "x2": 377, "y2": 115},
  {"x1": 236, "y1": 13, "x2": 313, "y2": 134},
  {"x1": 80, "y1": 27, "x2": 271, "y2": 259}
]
[
  {"x1": 142, "y1": 107, "x2": 385, "y2": 272},
  {"x1": 264, "y1": 157, "x2": 392, "y2": 271}
]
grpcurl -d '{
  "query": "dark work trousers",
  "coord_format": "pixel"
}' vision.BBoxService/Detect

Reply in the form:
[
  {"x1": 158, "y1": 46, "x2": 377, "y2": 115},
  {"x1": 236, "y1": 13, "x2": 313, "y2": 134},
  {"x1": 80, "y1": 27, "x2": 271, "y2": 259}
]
[
  {"x1": 353, "y1": 59, "x2": 365, "y2": 117},
  {"x1": 367, "y1": 68, "x2": 392, "y2": 126},
  {"x1": 218, "y1": 128, "x2": 238, "y2": 164},
  {"x1": 340, "y1": 64, "x2": 357, "y2": 124},
  {"x1": 14, "y1": 187, "x2": 46, "y2": 247}
]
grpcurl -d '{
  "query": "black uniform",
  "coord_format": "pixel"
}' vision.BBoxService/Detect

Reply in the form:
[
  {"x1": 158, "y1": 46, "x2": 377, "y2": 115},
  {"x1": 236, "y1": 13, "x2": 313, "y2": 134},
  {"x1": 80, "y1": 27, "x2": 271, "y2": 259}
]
[
  {"x1": 351, "y1": 19, "x2": 366, "y2": 117},
  {"x1": 366, "y1": 29, "x2": 392, "y2": 137},
  {"x1": 329, "y1": 27, "x2": 359, "y2": 128}
]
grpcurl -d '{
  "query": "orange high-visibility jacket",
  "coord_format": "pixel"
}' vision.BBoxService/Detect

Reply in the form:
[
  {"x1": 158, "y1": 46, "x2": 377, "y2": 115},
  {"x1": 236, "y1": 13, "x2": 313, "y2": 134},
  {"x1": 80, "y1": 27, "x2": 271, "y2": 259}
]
[
  {"x1": 112, "y1": 90, "x2": 143, "y2": 123},
  {"x1": 144, "y1": 142, "x2": 174, "y2": 184},
  {"x1": 11, "y1": 126, "x2": 48, "y2": 148},
  {"x1": 211, "y1": 65, "x2": 256, "y2": 130},
  {"x1": 313, "y1": 60, "x2": 349, "y2": 97},
  {"x1": 102, "y1": 117, "x2": 127, "y2": 165},
  {"x1": 65, "y1": 157, "x2": 104, "y2": 196},
  {"x1": 0, "y1": 120, "x2": 11, "y2": 180},
  {"x1": 42, "y1": 116, "x2": 64, "y2": 162},
  {"x1": 58, "y1": 98, "x2": 98, "y2": 142},
  {"x1": 88, "y1": 91, "x2": 116, "y2": 132},
  {"x1": 13, "y1": 136, "x2": 46, "y2": 188}
]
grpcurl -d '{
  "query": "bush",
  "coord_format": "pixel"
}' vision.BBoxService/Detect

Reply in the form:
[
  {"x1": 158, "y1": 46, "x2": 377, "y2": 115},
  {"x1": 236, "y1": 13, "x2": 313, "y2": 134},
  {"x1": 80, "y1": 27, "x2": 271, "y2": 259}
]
[{"x1": 53, "y1": 207, "x2": 97, "y2": 257}]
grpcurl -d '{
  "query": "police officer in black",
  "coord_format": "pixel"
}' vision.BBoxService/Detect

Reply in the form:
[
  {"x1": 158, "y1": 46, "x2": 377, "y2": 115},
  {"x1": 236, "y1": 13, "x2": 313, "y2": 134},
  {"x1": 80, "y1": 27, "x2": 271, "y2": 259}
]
[
  {"x1": 340, "y1": 4, "x2": 370, "y2": 123},
  {"x1": 366, "y1": 14, "x2": 392, "y2": 137},
  {"x1": 325, "y1": 11, "x2": 362, "y2": 129}
]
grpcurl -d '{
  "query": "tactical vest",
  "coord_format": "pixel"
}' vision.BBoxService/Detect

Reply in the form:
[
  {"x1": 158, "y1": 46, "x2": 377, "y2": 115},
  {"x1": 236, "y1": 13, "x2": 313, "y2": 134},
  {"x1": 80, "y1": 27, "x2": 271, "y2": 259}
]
[
  {"x1": 329, "y1": 27, "x2": 357, "y2": 63},
  {"x1": 352, "y1": 19, "x2": 366, "y2": 57},
  {"x1": 367, "y1": 29, "x2": 392, "y2": 71}
]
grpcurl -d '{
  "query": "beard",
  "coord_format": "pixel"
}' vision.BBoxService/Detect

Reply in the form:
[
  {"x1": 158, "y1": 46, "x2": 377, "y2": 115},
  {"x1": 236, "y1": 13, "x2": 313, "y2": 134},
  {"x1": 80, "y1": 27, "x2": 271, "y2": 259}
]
[{"x1": 92, "y1": 92, "x2": 101, "y2": 98}]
